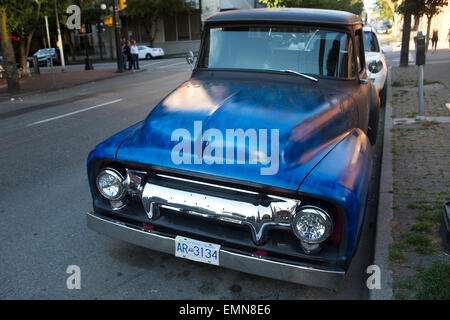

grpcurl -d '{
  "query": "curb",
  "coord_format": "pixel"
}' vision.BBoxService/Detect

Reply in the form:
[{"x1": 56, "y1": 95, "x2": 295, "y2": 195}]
[
  {"x1": 0, "y1": 67, "x2": 147, "y2": 103},
  {"x1": 370, "y1": 67, "x2": 394, "y2": 300}
]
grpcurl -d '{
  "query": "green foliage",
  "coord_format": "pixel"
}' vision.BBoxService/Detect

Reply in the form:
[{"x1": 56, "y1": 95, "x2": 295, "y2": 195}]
[
  {"x1": 376, "y1": 0, "x2": 396, "y2": 20},
  {"x1": 422, "y1": 0, "x2": 448, "y2": 19},
  {"x1": 258, "y1": 0, "x2": 365, "y2": 15},
  {"x1": 416, "y1": 261, "x2": 450, "y2": 300},
  {"x1": 395, "y1": 0, "x2": 448, "y2": 17}
]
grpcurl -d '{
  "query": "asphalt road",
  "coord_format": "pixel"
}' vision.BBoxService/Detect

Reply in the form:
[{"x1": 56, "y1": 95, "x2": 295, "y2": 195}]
[{"x1": 0, "y1": 56, "x2": 385, "y2": 299}]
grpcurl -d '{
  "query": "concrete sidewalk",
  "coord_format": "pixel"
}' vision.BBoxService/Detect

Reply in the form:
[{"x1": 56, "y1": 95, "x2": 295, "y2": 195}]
[{"x1": 374, "y1": 62, "x2": 450, "y2": 300}]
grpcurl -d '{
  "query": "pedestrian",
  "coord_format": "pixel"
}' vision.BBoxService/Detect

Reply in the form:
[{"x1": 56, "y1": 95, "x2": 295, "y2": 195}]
[
  {"x1": 121, "y1": 38, "x2": 128, "y2": 72},
  {"x1": 431, "y1": 28, "x2": 438, "y2": 53},
  {"x1": 130, "y1": 40, "x2": 139, "y2": 70},
  {"x1": 125, "y1": 40, "x2": 134, "y2": 71}
]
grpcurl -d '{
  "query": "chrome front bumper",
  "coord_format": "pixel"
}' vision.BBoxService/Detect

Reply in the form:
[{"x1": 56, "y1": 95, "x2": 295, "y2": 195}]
[{"x1": 86, "y1": 211, "x2": 345, "y2": 288}]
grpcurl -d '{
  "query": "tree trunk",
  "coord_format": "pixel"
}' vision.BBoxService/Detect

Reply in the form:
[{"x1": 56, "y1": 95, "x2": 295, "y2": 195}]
[
  {"x1": 413, "y1": 15, "x2": 420, "y2": 31},
  {"x1": 393, "y1": 14, "x2": 399, "y2": 38},
  {"x1": 0, "y1": 8, "x2": 20, "y2": 92},
  {"x1": 19, "y1": 37, "x2": 29, "y2": 77},
  {"x1": 151, "y1": 23, "x2": 158, "y2": 48},
  {"x1": 425, "y1": 16, "x2": 432, "y2": 53},
  {"x1": 143, "y1": 21, "x2": 155, "y2": 47},
  {"x1": 64, "y1": 29, "x2": 76, "y2": 62},
  {"x1": 400, "y1": 10, "x2": 412, "y2": 67}
]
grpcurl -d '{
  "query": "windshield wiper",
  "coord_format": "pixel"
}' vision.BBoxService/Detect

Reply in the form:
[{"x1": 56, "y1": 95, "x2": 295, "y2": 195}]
[{"x1": 279, "y1": 69, "x2": 318, "y2": 82}]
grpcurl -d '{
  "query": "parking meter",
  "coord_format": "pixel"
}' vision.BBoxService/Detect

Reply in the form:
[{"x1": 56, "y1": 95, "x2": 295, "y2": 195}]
[
  {"x1": 414, "y1": 31, "x2": 426, "y2": 65},
  {"x1": 414, "y1": 31, "x2": 426, "y2": 120}
]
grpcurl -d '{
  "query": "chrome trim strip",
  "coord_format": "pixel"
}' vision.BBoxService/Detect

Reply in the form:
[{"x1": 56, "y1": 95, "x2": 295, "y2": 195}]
[
  {"x1": 140, "y1": 179, "x2": 300, "y2": 243},
  {"x1": 155, "y1": 174, "x2": 259, "y2": 195},
  {"x1": 86, "y1": 212, "x2": 345, "y2": 288}
]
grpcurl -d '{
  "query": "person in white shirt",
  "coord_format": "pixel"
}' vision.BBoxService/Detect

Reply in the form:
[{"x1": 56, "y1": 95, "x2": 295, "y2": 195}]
[{"x1": 130, "y1": 40, "x2": 139, "y2": 70}]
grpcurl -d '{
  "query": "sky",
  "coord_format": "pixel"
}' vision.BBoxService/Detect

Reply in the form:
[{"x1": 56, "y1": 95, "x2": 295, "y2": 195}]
[{"x1": 364, "y1": 0, "x2": 377, "y2": 12}]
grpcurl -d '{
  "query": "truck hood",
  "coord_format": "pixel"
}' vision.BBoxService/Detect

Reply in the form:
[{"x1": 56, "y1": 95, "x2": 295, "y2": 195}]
[{"x1": 115, "y1": 78, "x2": 358, "y2": 191}]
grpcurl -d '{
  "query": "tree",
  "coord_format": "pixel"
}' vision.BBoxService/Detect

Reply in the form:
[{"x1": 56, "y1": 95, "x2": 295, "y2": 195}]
[
  {"x1": 398, "y1": 0, "x2": 425, "y2": 67},
  {"x1": 8, "y1": 0, "x2": 43, "y2": 77},
  {"x1": 376, "y1": 0, "x2": 400, "y2": 37},
  {"x1": 422, "y1": 0, "x2": 448, "y2": 51},
  {"x1": 0, "y1": 4, "x2": 20, "y2": 91},
  {"x1": 126, "y1": 0, "x2": 195, "y2": 47},
  {"x1": 259, "y1": 0, "x2": 365, "y2": 15}
]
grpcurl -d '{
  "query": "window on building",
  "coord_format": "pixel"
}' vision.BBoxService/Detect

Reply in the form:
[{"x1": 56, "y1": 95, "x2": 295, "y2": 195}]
[
  {"x1": 164, "y1": 10, "x2": 201, "y2": 42},
  {"x1": 164, "y1": 17, "x2": 177, "y2": 42},
  {"x1": 190, "y1": 12, "x2": 201, "y2": 40},
  {"x1": 177, "y1": 13, "x2": 190, "y2": 41}
]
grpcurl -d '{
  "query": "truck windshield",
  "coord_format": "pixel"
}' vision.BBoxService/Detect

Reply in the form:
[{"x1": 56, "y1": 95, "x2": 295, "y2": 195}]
[{"x1": 198, "y1": 26, "x2": 355, "y2": 78}]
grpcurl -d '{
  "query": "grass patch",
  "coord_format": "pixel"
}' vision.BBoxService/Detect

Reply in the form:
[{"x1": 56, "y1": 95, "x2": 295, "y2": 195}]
[
  {"x1": 420, "y1": 120, "x2": 440, "y2": 127},
  {"x1": 394, "y1": 278, "x2": 418, "y2": 291},
  {"x1": 392, "y1": 81, "x2": 403, "y2": 87},
  {"x1": 410, "y1": 223, "x2": 433, "y2": 233},
  {"x1": 401, "y1": 232, "x2": 435, "y2": 254},
  {"x1": 389, "y1": 242, "x2": 407, "y2": 263},
  {"x1": 423, "y1": 80, "x2": 442, "y2": 86},
  {"x1": 415, "y1": 209, "x2": 442, "y2": 223},
  {"x1": 416, "y1": 261, "x2": 450, "y2": 300},
  {"x1": 407, "y1": 200, "x2": 442, "y2": 211}
]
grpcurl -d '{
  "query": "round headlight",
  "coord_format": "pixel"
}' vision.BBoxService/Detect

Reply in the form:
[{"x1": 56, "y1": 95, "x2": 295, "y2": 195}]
[
  {"x1": 368, "y1": 60, "x2": 383, "y2": 74},
  {"x1": 96, "y1": 168, "x2": 126, "y2": 201},
  {"x1": 292, "y1": 206, "x2": 333, "y2": 244}
]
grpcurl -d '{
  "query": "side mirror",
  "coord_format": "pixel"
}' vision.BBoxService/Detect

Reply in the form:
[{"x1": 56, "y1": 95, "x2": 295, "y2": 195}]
[{"x1": 186, "y1": 51, "x2": 194, "y2": 70}]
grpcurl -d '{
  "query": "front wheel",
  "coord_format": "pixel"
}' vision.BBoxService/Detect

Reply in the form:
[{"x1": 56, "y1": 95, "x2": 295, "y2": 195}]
[
  {"x1": 379, "y1": 80, "x2": 387, "y2": 108},
  {"x1": 367, "y1": 85, "x2": 381, "y2": 145}
]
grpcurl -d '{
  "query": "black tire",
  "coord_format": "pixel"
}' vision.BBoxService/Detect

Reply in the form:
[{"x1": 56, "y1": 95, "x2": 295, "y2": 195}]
[
  {"x1": 145, "y1": 53, "x2": 152, "y2": 60},
  {"x1": 368, "y1": 85, "x2": 380, "y2": 145},
  {"x1": 379, "y1": 80, "x2": 387, "y2": 108}
]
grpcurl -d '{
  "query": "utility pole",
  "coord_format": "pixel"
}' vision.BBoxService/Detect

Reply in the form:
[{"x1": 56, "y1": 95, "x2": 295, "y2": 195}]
[
  {"x1": 44, "y1": 15, "x2": 55, "y2": 86},
  {"x1": 54, "y1": 0, "x2": 65, "y2": 71}
]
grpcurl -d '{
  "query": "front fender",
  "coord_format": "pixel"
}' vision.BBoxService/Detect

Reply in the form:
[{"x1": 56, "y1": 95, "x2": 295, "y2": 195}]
[{"x1": 298, "y1": 128, "x2": 372, "y2": 259}]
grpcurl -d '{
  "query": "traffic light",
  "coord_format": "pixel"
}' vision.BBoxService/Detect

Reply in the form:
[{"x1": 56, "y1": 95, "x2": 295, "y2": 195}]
[
  {"x1": 119, "y1": 0, "x2": 127, "y2": 10},
  {"x1": 104, "y1": 14, "x2": 113, "y2": 27}
]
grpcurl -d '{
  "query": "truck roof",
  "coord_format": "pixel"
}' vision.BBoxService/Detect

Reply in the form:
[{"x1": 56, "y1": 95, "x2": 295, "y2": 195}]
[{"x1": 205, "y1": 8, "x2": 361, "y2": 26}]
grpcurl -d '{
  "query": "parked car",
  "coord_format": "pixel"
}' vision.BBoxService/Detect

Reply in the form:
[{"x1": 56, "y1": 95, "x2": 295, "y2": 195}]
[
  {"x1": 138, "y1": 45, "x2": 164, "y2": 60},
  {"x1": 364, "y1": 25, "x2": 388, "y2": 106},
  {"x1": 27, "y1": 48, "x2": 59, "y2": 67},
  {"x1": 374, "y1": 22, "x2": 389, "y2": 34},
  {"x1": 86, "y1": 8, "x2": 380, "y2": 288}
]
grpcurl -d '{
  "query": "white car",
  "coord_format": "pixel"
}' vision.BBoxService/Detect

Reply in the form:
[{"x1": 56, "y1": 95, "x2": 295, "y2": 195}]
[
  {"x1": 364, "y1": 25, "x2": 387, "y2": 106},
  {"x1": 138, "y1": 45, "x2": 165, "y2": 60}
]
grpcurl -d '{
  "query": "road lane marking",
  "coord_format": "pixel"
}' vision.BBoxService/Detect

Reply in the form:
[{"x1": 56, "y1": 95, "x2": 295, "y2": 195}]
[
  {"x1": 157, "y1": 61, "x2": 188, "y2": 69},
  {"x1": 140, "y1": 60, "x2": 172, "y2": 67},
  {"x1": 141, "y1": 59, "x2": 183, "y2": 68},
  {"x1": 27, "y1": 98, "x2": 124, "y2": 126}
]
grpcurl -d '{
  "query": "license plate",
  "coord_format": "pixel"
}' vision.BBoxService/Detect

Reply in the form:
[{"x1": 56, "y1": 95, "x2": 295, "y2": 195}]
[{"x1": 175, "y1": 236, "x2": 220, "y2": 266}]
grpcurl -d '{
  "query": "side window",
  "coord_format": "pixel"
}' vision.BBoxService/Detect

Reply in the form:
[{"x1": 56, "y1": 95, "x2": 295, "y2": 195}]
[
  {"x1": 354, "y1": 29, "x2": 365, "y2": 73},
  {"x1": 348, "y1": 38, "x2": 356, "y2": 78}
]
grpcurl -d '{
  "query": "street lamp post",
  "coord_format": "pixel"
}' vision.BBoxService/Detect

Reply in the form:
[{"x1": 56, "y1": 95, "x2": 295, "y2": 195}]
[
  {"x1": 83, "y1": 24, "x2": 93, "y2": 70},
  {"x1": 101, "y1": 0, "x2": 123, "y2": 72},
  {"x1": 112, "y1": 0, "x2": 123, "y2": 73}
]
